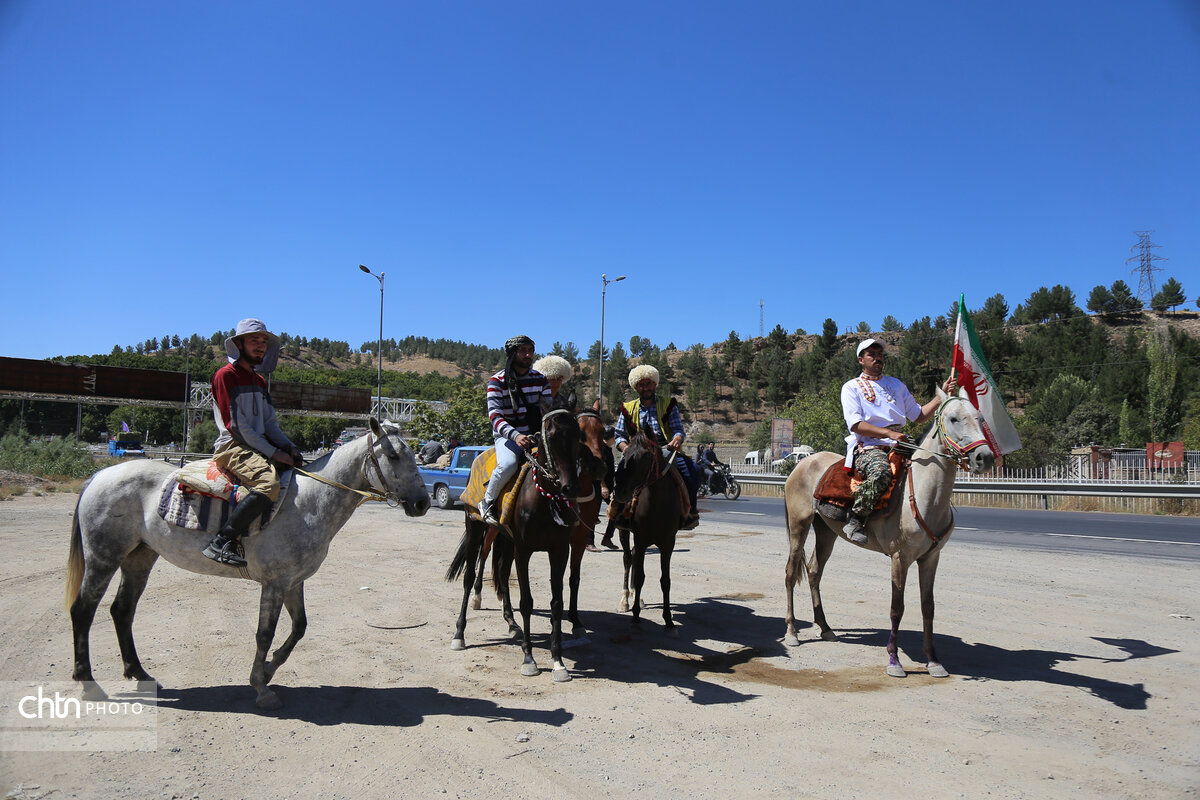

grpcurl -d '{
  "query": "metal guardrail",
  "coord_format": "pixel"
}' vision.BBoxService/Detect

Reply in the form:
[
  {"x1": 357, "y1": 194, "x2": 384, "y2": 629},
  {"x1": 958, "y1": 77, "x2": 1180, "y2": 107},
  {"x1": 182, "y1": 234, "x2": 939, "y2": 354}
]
[{"x1": 731, "y1": 472, "x2": 1200, "y2": 500}]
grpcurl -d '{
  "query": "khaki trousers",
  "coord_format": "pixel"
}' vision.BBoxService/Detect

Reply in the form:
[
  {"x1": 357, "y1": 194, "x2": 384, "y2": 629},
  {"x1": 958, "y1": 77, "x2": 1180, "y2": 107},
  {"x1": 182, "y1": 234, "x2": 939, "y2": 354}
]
[{"x1": 213, "y1": 441, "x2": 282, "y2": 502}]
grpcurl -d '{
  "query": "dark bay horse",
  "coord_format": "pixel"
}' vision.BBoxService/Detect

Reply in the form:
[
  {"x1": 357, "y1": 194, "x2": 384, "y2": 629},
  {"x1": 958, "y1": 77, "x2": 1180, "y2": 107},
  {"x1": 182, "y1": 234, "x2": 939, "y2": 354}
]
[
  {"x1": 447, "y1": 404, "x2": 582, "y2": 681},
  {"x1": 783, "y1": 391, "x2": 995, "y2": 677},
  {"x1": 468, "y1": 401, "x2": 611, "y2": 636},
  {"x1": 611, "y1": 427, "x2": 682, "y2": 635},
  {"x1": 65, "y1": 417, "x2": 429, "y2": 709}
]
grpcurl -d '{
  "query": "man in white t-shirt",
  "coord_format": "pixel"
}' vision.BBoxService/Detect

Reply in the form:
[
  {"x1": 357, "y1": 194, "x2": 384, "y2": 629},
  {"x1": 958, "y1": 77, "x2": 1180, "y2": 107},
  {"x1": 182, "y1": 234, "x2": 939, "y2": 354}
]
[{"x1": 840, "y1": 339, "x2": 956, "y2": 545}]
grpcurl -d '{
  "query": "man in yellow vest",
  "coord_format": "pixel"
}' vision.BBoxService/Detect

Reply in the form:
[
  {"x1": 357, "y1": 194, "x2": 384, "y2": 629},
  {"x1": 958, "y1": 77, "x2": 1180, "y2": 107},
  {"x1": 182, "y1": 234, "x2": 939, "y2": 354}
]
[{"x1": 612, "y1": 364, "x2": 701, "y2": 530}]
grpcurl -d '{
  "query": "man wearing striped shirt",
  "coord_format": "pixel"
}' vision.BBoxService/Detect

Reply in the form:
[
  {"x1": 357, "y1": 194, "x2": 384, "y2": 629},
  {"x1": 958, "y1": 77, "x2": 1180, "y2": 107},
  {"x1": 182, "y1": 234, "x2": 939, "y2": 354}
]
[{"x1": 479, "y1": 335, "x2": 552, "y2": 527}]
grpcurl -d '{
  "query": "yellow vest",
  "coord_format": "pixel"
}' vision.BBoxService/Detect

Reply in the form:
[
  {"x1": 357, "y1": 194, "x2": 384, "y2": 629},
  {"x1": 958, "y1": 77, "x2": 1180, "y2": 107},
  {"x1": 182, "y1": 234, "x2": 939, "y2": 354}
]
[{"x1": 623, "y1": 396, "x2": 675, "y2": 446}]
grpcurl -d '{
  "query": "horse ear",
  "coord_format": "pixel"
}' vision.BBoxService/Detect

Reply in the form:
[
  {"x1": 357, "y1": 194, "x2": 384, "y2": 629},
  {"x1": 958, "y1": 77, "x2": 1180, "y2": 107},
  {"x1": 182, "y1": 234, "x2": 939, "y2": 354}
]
[
  {"x1": 592, "y1": 398, "x2": 601, "y2": 413},
  {"x1": 566, "y1": 391, "x2": 577, "y2": 411},
  {"x1": 369, "y1": 416, "x2": 384, "y2": 437}
]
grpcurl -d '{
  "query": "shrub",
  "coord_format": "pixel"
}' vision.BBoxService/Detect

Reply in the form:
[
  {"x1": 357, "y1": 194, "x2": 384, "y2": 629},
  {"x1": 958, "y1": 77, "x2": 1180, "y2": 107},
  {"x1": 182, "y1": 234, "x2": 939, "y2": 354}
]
[{"x1": 0, "y1": 433, "x2": 101, "y2": 479}]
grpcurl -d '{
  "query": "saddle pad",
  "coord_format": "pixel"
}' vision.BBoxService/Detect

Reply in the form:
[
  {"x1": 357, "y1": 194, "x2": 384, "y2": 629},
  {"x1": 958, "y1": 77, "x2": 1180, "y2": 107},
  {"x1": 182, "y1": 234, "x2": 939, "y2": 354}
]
[
  {"x1": 813, "y1": 450, "x2": 908, "y2": 511},
  {"x1": 462, "y1": 446, "x2": 530, "y2": 529},
  {"x1": 156, "y1": 468, "x2": 292, "y2": 533}
]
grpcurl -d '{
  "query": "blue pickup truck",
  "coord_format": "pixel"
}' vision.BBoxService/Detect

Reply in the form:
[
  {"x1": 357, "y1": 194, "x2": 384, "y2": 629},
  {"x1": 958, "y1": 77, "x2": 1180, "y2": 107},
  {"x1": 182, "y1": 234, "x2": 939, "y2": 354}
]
[{"x1": 417, "y1": 446, "x2": 489, "y2": 509}]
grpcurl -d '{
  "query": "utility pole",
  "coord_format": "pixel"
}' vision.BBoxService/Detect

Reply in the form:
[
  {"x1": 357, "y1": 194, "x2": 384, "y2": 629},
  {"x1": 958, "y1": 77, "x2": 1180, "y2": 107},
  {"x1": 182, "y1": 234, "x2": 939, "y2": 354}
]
[{"x1": 1126, "y1": 230, "x2": 1167, "y2": 306}]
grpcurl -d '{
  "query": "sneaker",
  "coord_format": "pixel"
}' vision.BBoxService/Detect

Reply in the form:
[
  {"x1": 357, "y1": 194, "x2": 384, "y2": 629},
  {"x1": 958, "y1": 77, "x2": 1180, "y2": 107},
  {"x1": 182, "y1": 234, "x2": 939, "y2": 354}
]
[
  {"x1": 479, "y1": 504, "x2": 501, "y2": 528},
  {"x1": 202, "y1": 534, "x2": 247, "y2": 567},
  {"x1": 843, "y1": 515, "x2": 869, "y2": 545}
]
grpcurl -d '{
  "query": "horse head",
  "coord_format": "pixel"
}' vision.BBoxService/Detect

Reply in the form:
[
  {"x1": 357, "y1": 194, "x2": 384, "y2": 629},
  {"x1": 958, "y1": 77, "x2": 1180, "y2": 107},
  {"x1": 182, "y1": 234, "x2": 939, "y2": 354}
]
[
  {"x1": 364, "y1": 417, "x2": 431, "y2": 516},
  {"x1": 933, "y1": 391, "x2": 995, "y2": 473},
  {"x1": 539, "y1": 401, "x2": 582, "y2": 499},
  {"x1": 612, "y1": 427, "x2": 661, "y2": 505}
]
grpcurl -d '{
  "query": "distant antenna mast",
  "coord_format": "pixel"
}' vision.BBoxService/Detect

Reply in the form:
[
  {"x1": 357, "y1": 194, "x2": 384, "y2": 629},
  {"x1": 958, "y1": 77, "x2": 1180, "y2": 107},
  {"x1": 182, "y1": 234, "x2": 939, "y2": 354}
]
[
  {"x1": 759, "y1": 299, "x2": 764, "y2": 337},
  {"x1": 1126, "y1": 230, "x2": 1167, "y2": 305}
]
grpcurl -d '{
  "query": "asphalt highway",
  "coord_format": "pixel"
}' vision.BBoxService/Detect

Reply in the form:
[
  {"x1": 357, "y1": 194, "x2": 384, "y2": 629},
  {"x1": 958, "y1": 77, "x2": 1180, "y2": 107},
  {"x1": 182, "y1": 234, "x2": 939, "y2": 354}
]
[{"x1": 697, "y1": 494, "x2": 1200, "y2": 563}]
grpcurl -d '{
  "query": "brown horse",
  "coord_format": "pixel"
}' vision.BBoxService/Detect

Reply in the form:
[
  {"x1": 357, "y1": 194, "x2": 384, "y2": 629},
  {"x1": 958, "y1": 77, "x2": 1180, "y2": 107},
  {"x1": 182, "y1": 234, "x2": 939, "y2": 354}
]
[
  {"x1": 468, "y1": 401, "x2": 610, "y2": 636},
  {"x1": 446, "y1": 402, "x2": 583, "y2": 681},
  {"x1": 611, "y1": 427, "x2": 682, "y2": 635},
  {"x1": 782, "y1": 391, "x2": 995, "y2": 678}
]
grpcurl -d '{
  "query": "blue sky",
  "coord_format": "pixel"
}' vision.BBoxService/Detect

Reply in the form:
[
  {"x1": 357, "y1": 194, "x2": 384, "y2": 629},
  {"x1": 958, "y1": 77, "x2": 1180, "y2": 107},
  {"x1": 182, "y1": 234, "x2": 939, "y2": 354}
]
[{"x1": 2, "y1": 1, "x2": 1198, "y2": 362}]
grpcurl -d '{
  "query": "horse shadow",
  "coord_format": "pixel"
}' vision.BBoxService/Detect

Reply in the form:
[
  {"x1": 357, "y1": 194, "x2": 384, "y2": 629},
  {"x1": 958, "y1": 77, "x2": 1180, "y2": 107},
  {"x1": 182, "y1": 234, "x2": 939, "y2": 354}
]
[
  {"x1": 827, "y1": 628, "x2": 1170, "y2": 710},
  {"x1": 157, "y1": 684, "x2": 573, "y2": 727},
  {"x1": 560, "y1": 595, "x2": 789, "y2": 707}
]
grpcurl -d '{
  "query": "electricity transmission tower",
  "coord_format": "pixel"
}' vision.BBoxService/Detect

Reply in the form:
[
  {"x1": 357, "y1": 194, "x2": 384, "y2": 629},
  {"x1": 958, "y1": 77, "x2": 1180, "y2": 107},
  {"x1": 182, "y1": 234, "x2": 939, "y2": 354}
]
[
  {"x1": 1126, "y1": 230, "x2": 1167, "y2": 305},
  {"x1": 759, "y1": 299, "x2": 764, "y2": 337}
]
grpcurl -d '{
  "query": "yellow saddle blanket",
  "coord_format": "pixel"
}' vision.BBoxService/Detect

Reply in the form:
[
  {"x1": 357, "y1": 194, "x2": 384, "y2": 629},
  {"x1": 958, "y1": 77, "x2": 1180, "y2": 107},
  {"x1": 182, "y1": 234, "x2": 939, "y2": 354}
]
[{"x1": 461, "y1": 446, "x2": 531, "y2": 530}]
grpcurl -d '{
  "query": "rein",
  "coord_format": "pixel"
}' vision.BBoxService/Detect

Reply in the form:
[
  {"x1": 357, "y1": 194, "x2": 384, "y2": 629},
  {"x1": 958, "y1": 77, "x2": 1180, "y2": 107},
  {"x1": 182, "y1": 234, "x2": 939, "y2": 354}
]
[{"x1": 293, "y1": 430, "x2": 405, "y2": 507}]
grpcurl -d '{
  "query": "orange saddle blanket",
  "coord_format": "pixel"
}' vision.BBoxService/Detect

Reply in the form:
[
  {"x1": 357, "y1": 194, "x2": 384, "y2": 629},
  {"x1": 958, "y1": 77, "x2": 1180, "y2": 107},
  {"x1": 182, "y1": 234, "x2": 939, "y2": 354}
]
[{"x1": 813, "y1": 450, "x2": 908, "y2": 517}]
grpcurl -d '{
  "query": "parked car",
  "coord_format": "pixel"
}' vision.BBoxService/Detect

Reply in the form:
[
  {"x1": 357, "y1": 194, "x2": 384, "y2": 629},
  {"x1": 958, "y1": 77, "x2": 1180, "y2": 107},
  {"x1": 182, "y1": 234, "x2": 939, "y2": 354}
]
[{"x1": 417, "y1": 446, "x2": 489, "y2": 509}]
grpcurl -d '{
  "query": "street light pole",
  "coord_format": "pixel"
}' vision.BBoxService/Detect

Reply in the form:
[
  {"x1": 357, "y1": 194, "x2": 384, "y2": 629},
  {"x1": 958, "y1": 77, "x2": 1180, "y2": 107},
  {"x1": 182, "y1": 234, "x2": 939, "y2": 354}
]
[
  {"x1": 359, "y1": 264, "x2": 385, "y2": 415},
  {"x1": 598, "y1": 273, "x2": 626, "y2": 414}
]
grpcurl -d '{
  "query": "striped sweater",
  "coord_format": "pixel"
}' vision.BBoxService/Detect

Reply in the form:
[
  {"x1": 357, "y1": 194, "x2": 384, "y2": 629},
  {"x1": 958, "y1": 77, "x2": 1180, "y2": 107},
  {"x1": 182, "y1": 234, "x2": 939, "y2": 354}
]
[{"x1": 486, "y1": 369, "x2": 551, "y2": 441}]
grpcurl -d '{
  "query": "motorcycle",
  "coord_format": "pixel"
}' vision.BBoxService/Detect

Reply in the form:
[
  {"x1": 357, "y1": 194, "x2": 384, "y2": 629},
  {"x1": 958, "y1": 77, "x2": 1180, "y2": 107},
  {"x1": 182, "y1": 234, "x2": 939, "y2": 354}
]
[{"x1": 698, "y1": 462, "x2": 741, "y2": 501}]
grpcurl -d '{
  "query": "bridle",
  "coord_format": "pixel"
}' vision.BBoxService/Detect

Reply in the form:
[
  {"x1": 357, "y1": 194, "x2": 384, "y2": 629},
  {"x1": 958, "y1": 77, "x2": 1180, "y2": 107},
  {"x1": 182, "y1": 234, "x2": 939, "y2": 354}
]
[
  {"x1": 294, "y1": 428, "x2": 410, "y2": 507},
  {"x1": 933, "y1": 396, "x2": 990, "y2": 470},
  {"x1": 895, "y1": 396, "x2": 989, "y2": 471},
  {"x1": 617, "y1": 432, "x2": 669, "y2": 507}
]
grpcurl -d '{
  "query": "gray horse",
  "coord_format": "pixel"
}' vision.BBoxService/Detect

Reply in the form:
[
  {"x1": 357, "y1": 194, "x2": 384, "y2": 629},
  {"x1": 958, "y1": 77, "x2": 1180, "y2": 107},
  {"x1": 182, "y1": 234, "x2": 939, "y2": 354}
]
[
  {"x1": 783, "y1": 391, "x2": 994, "y2": 678},
  {"x1": 65, "y1": 417, "x2": 429, "y2": 710}
]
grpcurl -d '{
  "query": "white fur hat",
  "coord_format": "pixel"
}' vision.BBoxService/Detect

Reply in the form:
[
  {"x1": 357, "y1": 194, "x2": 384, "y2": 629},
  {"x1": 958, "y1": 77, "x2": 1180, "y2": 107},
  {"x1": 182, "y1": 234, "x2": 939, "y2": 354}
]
[
  {"x1": 628, "y1": 364, "x2": 660, "y2": 388},
  {"x1": 532, "y1": 355, "x2": 572, "y2": 380}
]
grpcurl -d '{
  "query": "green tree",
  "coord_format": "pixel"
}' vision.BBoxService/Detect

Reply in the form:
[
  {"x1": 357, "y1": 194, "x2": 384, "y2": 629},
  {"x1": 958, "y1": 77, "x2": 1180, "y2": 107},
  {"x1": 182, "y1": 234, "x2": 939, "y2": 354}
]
[
  {"x1": 881, "y1": 315, "x2": 904, "y2": 332},
  {"x1": 1151, "y1": 277, "x2": 1186, "y2": 313},
  {"x1": 1109, "y1": 280, "x2": 1142, "y2": 314},
  {"x1": 1086, "y1": 285, "x2": 1114, "y2": 314},
  {"x1": 856, "y1": 321, "x2": 870, "y2": 333},
  {"x1": 1146, "y1": 328, "x2": 1181, "y2": 442},
  {"x1": 408, "y1": 387, "x2": 491, "y2": 445},
  {"x1": 775, "y1": 386, "x2": 845, "y2": 454}
]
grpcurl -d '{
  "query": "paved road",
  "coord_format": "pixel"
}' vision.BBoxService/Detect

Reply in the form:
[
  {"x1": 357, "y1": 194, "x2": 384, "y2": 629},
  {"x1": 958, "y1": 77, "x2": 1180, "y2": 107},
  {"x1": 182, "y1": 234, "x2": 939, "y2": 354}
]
[{"x1": 697, "y1": 494, "x2": 1200, "y2": 563}]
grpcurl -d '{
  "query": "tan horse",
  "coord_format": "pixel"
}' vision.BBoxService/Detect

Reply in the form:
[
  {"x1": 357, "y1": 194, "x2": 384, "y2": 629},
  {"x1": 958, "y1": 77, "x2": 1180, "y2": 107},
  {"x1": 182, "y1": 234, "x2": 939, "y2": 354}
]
[{"x1": 783, "y1": 391, "x2": 994, "y2": 678}]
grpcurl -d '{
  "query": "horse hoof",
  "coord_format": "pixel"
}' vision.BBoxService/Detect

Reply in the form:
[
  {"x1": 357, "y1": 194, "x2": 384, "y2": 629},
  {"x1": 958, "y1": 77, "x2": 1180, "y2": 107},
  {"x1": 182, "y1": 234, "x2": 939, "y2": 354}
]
[
  {"x1": 618, "y1": 601, "x2": 629, "y2": 613},
  {"x1": 256, "y1": 690, "x2": 283, "y2": 710},
  {"x1": 450, "y1": 639, "x2": 466, "y2": 651},
  {"x1": 886, "y1": 663, "x2": 907, "y2": 678},
  {"x1": 571, "y1": 623, "x2": 585, "y2": 637},
  {"x1": 552, "y1": 668, "x2": 572, "y2": 683},
  {"x1": 783, "y1": 633, "x2": 800, "y2": 647},
  {"x1": 927, "y1": 662, "x2": 950, "y2": 678},
  {"x1": 81, "y1": 681, "x2": 108, "y2": 702},
  {"x1": 520, "y1": 662, "x2": 539, "y2": 677},
  {"x1": 471, "y1": 596, "x2": 481, "y2": 611},
  {"x1": 665, "y1": 626, "x2": 679, "y2": 639},
  {"x1": 820, "y1": 630, "x2": 839, "y2": 642}
]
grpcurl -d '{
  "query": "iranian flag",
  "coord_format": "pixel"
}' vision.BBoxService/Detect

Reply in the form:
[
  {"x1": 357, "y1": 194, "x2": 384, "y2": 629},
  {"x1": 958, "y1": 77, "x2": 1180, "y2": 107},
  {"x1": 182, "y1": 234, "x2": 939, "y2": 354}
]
[{"x1": 952, "y1": 294, "x2": 1022, "y2": 455}]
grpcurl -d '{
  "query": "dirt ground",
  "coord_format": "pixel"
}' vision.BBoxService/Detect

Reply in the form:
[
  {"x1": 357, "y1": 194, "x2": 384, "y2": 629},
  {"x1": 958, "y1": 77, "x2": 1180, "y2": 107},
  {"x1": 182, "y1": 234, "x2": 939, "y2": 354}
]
[{"x1": 1, "y1": 491, "x2": 1197, "y2": 799}]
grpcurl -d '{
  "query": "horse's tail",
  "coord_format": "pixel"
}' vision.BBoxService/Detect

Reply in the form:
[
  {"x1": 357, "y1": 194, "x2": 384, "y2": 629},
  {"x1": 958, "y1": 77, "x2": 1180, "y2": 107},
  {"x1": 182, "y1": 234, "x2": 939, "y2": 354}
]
[
  {"x1": 64, "y1": 478, "x2": 92, "y2": 612},
  {"x1": 445, "y1": 525, "x2": 473, "y2": 582}
]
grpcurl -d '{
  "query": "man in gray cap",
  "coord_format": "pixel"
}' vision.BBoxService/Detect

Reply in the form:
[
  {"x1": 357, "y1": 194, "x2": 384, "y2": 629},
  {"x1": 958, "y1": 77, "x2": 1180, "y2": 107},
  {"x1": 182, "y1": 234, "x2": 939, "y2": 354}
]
[
  {"x1": 840, "y1": 338, "x2": 955, "y2": 545},
  {"x1": 202, "y1": 318, "x2": 304, "y2": 566},
  {"x1": 479, "y1": 335, "x2": 551, "y2": 527}
]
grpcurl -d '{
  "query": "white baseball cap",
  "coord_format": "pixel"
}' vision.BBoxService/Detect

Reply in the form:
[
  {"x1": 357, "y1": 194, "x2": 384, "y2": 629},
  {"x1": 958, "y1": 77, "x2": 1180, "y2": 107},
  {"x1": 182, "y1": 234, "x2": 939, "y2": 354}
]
[{"x1": 856, "y1": 338, "x2": 882, "y2": 357}]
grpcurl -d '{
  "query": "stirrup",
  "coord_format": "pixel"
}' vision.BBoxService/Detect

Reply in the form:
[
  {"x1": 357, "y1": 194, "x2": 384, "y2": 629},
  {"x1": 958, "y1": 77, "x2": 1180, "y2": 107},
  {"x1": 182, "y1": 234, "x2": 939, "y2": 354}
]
[
  {"x1": 202, "y1": 535, "x2": 247, "y2": 567},
  {"x1": 479, "y1": 505, "x2": 501, "y2": 528},
  {"x1": 680, "y1": 514, "x2": 700, "y2": 531},
  {"x1": 843, "y1": 515, "x2": 869, "y2": 545}
]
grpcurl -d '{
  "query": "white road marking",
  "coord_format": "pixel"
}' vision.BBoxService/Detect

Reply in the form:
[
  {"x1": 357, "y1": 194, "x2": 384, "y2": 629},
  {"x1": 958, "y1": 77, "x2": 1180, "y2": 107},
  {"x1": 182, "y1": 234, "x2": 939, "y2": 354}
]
[{"x1": 728, "y1": 511, "x2": 766, "y2": 516}]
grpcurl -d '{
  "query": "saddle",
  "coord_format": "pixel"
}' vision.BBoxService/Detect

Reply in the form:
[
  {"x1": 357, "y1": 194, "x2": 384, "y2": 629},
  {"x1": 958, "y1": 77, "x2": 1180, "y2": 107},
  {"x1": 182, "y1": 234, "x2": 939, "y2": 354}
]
[
  {"x1": 461, "y1": 446, "x2": 535, "y2": 531},
  {"x1": 156, "y1": 459, "x2": 291, "y2": 533},
  {"x1": 813, "y1": 450, "x2": 908, "y2": 522}
]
